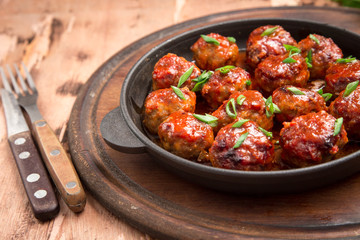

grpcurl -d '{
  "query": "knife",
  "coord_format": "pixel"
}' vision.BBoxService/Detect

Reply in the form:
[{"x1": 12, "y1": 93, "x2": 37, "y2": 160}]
[{"x1": 1, "y1": 88, "x2": 59, "y2": 220}]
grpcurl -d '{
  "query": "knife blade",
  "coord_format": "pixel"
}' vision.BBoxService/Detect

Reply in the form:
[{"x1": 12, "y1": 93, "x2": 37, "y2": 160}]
[{"x1": 1, "y1": 89, "x2": 59, "y2": 220}]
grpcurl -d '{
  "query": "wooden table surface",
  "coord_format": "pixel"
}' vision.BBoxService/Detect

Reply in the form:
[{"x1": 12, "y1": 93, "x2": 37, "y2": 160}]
[{"x1": 0, "y1": 0, "x2": 348, "y2": 239}]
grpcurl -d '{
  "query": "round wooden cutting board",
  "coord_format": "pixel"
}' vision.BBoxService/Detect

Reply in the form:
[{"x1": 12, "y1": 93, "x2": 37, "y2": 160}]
[{"x1": 68, "y1": 7, "x2": 360, "y2": 240}]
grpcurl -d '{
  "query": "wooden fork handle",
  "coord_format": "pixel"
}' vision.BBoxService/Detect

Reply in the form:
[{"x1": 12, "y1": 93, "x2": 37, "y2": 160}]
[
  {"x1": 32, "y1": 119, "x2": 86, "y2": 213},
  {"x1": 8, "y1": 131, "x2": 59, "y2": 221}
]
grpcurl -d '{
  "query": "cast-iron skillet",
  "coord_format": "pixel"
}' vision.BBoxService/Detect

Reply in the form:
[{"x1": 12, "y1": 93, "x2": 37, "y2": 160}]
[{"x1": 100, "y1": 18, "x2": 360, "y2": 194}]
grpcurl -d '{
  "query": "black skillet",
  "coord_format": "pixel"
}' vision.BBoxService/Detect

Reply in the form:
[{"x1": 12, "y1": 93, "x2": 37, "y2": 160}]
[{"x1": 100, "y1": 18, "x2": 360, "y2": 194}]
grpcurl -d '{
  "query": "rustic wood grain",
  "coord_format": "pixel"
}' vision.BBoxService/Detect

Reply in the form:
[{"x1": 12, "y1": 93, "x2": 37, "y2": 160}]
[{"x1": 0, "y1": 0, "x2": 348, "y2": 239}]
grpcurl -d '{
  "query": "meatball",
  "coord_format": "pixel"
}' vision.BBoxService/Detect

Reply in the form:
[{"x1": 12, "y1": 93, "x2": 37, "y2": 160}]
[
  {"x1": 158, "y1": 110, "x2": 214, "y2": 160},
  {"x1": 329, "y1": 84, "x2": 360, "y2": 140},
  {"x1": 324, "y1": 59, "x2": 360, "y2": 95},
  {"x1": 246, "y1": 25, "x2": 297, "y2": 70},
  {"x1": 201, "y1": 67, "x2": 251, "y2": 109},
  {"x1": 254, "y1": 53, "x2": 310, "y2": 95},
  {"x1": 152, "y1": 53, "x2": 201, "y2": 90},
  {"x1": 190, "y1": 33, "x2": 240, "y2": 71},
  {"x1": 272, "y1": 85, "x2": 327, "y2": 123},
  {"x1": 209, "y1": 120, "x2": 275, "y2": 171},
  {"x1": 298, "y1": 34, "x2": 343, "y2": 79},
  {"x1": 143, "y1": 87, "x2": 196, "y2": 134},
  {"x1": 280, "y1": 111, "x2": 348, "y2": 168},
  {"x1": 212, "y1": 90, "x2": 273, "y2": 133}
]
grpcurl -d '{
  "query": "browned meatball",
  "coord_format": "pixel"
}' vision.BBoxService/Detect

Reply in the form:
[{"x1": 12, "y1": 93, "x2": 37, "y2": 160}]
[
  {"x1": 329, "y1": 84, "x2": 360, "y2": 140},
  {"x1": 280, "y1": 111, "x2": 348, "y2": 168},
  {"x1": 143, "y1": 87, "x2": 196, "y2": 134},
  {"x1": 158, "y1": 110, "x2": 214, "y2": 160},
  {"x1": 190, "y1": 33, "x2": 240, "y2": 71},
  {"x1": 212, "y1": 90, "x2": 273, "y2": 133},
  {"x1": 254, "y1": 53, "x2": 310, "y2": 95},
  {"x1": 324, "y1": 59, "x2": 360, "y2": 95},
  {"x1": 201, "y1": 67, "x2": 251, "y2": 109},
  {"x1": 298, "y1": 34, "x2": 343, "y2": 79},
  {"x1": 209, "y1": 120, "x2": 275, "y2": 171},
  {"x1": 152, "y1": 53, "x2": 201, "y2": 90},
  {"x1": 246, "y1": 25, "x2": 297, "y2": 70},
  {"x1": 272, "y1": 85, "x2": 327, "y2": 123}
]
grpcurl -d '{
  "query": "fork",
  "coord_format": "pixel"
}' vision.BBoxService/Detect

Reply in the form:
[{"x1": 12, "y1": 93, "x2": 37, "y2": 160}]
[{"x1": 2, "y1": 63, "x2": 86, "y2": 213}]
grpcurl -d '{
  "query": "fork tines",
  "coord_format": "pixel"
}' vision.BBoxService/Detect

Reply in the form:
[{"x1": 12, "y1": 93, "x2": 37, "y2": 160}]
[{"x1": 0, "y1": 62, "x2": 36, "y2": 95}]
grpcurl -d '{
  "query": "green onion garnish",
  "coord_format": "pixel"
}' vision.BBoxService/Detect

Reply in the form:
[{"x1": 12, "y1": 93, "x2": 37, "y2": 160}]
[
  {"x1": 171, "y1": 86, "x2": 185, "y2": 100},
  {"x1": 226, "y1": 98, "x2": 237, "y2": 119},
  {"x1": 201, "y1": 34, "x2": 220, "y2": 46},
  {"x1": 236, "y1": 95, "x2": 246, "y2": 105},
  {"x1": 178, "y1": 65, "x2": 194, "y2": 88},
  {"x1": 232, "y1": 119, "x2": 249, "y2": 128},
  {"x1": 336, "y1": 56, "x2": 357, "y2": 64},
  {"x1": 283, "y1": 44, "x2": 301, "y2": 54},
  {"x1": 191, "y1": 70, "x2": 213, "y2": 92},
  {"x1": 343, "y1": 80, "x2": 359, "y2": 97},
  {"x1": 233, "y1": 132, "x2": 249, "y2": 149},
  {"x1": 322, "y1": 93, "x2": 333, "y2": 102},
  {"x1": 265, "y1": 96, "x2": 281, "y2": 117},
  {"x1": 227, "y1": 36, "x2": 236, "y2": 43},
  {"x1": 305, "y1": 49, "x2": 313, "y2": 68},
  {"x1": 215, "y1": 65, "x2": 235, "y2": 74},
  {"x1": 261, "y1": 26, "x2": 278, "y2": 37},
  {"x1": 333, "y1": 117, "x2": 343, "y2": 136},
  {"x1": 283, "y1": 57, "x2": 297, "y2": 64},
  {"x1": 309, "y1": 34, "x2": 320, "y2": 44},
  {"x1": 246, "y1": 80, "x2": 252, "y2": 86},
  {"x1": 287, "y1": 87, "x2": 305, "y2": 95},
  {"x1": 258, "y1": 126, "x2": 273, "y2": 139},
  {"x1": 193, "y1": 113, "x2": 218, "y2": 127},
  {"x1": 317, "y1": 88, "x2": 323, "y2": 95}
]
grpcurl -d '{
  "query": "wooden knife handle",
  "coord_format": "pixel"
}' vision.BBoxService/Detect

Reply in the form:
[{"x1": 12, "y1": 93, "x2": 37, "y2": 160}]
[
  {"x1": 8, "y1": 131, "x2": 59, "y2": 221},
  {"x1": 32, "y1": 119, "x2": 86, "y2": 213}
]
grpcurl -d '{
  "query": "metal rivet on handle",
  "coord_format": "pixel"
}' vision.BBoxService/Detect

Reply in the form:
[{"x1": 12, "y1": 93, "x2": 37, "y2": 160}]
[
  {"x1": 34, "y1": 190, "x2": 47, "y2": 199},
  {"x1": 50, "y1": 149, "x2": 60, "y2": 156},
  {"x1": 66, "y1": 181, "x2": 77, "y2": 189},
  {"x1": 19, "y1": 151, "x2": 30, "y2": 159},
  {"x1": 26, "y1": 173, "x2": 40, "y2": 183},
  {"x1": 36, "y1": 121, "x2": 46, "y2": 127},
  {"x1": 14, "y1": 137, "x2": 26, "y2": 145}
]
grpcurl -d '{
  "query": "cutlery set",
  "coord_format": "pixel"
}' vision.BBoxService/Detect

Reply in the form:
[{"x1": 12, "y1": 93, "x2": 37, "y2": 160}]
[{"x1": 0, "y1": 63, "x2": 86, "y2": 220}]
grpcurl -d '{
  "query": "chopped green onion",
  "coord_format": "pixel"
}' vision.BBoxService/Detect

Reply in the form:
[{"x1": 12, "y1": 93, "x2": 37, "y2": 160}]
[
  {"x1": 309, "y1": 34, "x2": 320, "y2": 44},
  {"x1": 232, "y1": 119, "x2": 250, "y2": 128},
  {"x1": 283, "y1": 44, "x2": 301, "y2": 54},
  {"x1": 233, "y1": 132, "x2": 249, "y2": 149},
  {"x1": 343, "y1": 80, "x2": 359, "y2": 97},
  {"x1": 287, "y1": 87, "x2": 305, "y2": 95},
  {"x1": 305, "y1": 49, "x2": 313, "y2": 68},
  {"x1": 261, "y1": 26, "x2": 278, "y2": 37},
  {"x1": 191, "y1": 70, "x2": 213, "y2": 92},
  {"x1": 333, "y1": 117, "x2": 343, "y2": 136},
  {"x1": 193, "y1": 113, "x2": 218, "y2": 127},
  {"x1": 178, "y1": 65, "x2": 194, "y2": 88},
  {"x1": 227, "y1": 36, "x2": 236, "y2": 43},
  {"x1": 171, "y1": 86, "x2": 185, "y2": 100},
  {"x1": 201, "y1": 34, "x2": 220, "y2": 46},
  {"x1": 317, "y1": 88, "x2": 324, "y2": 95},
  {"x1": 283, "y1": 57, "x2": 297, "y2": 64},
  {"x1": 336, "y1": 56, "x2": 357, "y2": 64},
  {"x1": 246, "y1": 80, "x2": 252, "y2": 86},
  {"x1": 258, "y1": 126, "x2": 273, "y2": 139},
  {"x1": 226, "y1": 98, "x2": 237, "y2": 119},
  {"x1": 265, "y1": 96, "x2": 281, "y2": 117},
  {"x1": 321, "y1": 93, "x2": 333, "y2": 102},
  {"x1": 215, "y1": 65, "x2": 235, "y2": 74},
  {"x1": 236, "y1": 95, "x2": 246, "y2": 105}
]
